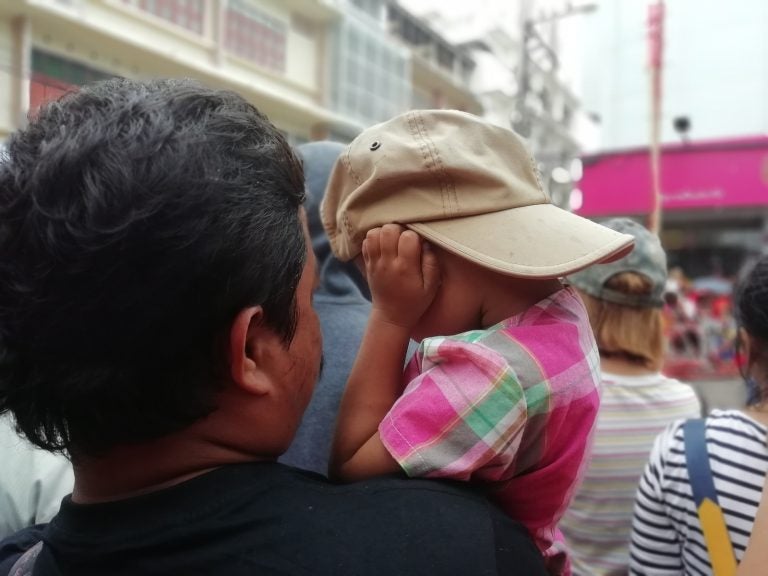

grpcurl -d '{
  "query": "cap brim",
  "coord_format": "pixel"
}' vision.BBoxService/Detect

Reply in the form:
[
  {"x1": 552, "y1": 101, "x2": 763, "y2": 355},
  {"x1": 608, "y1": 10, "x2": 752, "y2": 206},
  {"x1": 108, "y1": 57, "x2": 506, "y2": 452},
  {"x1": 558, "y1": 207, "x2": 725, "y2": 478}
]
[{"x1": 407, "y1": 204, "x2": 635, "y2": 279}]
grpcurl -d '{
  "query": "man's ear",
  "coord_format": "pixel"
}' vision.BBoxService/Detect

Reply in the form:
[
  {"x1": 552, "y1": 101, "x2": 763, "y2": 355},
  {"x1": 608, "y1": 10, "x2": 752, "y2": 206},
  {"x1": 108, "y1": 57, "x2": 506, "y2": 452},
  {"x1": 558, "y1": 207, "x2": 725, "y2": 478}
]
[{"x1": 229, "y1": 306, "x2": 277, "y2": 396}]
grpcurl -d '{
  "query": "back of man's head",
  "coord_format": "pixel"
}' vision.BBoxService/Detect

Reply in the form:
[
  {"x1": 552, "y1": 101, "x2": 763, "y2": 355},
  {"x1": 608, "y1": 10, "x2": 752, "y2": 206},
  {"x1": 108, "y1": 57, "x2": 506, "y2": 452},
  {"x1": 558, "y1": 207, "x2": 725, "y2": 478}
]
[{"x1": 0, "y1": 78, "x2": 306, "y2": 457}]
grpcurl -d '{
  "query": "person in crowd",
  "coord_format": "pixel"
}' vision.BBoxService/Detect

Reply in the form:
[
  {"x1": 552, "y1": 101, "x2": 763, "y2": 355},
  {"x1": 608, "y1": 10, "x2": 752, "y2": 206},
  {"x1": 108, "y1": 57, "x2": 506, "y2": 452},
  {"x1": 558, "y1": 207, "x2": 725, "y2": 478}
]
[
  {"x1": 558, "y1": 218, "x2": 702, "y2": 575},
  {"x1": 0, "y1": 414, "x2": 73, "y2": 538},
  {"x1": 279, "y1": 141, "x2": 372, "y2": 474},
  {"x1": 0, "y1": 79, "x2": 549, "y2": 576},
  {"x1": 630, "y1": 255, "x2": 768, "y2": 573},
  {"x1": 321, "y1": 109, "x2": 635, "y2": 574}
]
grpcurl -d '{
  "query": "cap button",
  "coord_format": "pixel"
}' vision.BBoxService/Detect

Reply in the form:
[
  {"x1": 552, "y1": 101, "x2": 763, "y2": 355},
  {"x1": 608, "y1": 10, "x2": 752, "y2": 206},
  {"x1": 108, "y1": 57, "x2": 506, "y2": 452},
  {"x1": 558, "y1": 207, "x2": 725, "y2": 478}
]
[{"x1": 369, "y1": 141, "x2": 381, "y2": 151}]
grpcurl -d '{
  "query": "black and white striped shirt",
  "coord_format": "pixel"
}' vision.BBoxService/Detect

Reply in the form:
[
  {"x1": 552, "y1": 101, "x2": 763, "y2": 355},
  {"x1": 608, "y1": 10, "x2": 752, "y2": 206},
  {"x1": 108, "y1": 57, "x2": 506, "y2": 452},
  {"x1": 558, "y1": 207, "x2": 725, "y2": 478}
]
[{"x1": 630, "y1": 409, "x2": 768, "y2": 575}]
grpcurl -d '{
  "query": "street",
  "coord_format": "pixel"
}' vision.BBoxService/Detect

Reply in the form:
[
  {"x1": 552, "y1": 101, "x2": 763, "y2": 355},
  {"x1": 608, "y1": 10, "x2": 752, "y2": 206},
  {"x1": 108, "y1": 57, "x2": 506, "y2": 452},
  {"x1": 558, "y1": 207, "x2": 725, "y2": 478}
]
[{"x1": 689, "y1": 378, "x2": 746, "y2": 414}]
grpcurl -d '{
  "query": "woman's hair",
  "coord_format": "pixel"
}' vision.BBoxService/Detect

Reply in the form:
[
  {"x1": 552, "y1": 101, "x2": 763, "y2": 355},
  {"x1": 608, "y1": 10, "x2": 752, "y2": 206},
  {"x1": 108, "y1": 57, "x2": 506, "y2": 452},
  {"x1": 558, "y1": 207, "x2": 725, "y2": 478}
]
[
  {"x1": 579, "y1": 272, "x2": 665, "y2": 371},
  {"x1": 735, "y1": 256, "x2": 768, "y2": 402}
]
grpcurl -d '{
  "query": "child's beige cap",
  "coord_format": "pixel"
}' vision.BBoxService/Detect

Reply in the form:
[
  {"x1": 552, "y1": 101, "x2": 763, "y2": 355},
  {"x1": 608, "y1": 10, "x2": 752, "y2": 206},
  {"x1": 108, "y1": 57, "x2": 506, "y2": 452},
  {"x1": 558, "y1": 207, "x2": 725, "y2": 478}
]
[{"x1": 320, "y1": 109, "x2": 634, "y2": 278}]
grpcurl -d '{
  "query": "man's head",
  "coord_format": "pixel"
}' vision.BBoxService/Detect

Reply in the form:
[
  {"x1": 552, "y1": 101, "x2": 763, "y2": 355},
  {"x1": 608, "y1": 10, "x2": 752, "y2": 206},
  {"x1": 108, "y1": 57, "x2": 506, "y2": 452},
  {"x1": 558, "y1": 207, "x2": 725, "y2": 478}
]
[{"x1": 0, "y1": 78, "x2": 319, "y2": 458}]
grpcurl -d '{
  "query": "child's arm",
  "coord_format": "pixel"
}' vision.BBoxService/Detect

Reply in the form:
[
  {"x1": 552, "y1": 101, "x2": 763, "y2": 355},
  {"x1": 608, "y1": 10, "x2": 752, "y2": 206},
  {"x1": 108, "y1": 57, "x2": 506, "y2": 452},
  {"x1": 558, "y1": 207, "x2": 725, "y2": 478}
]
[{"x1": 329, "y1": 224, "x2": 440, "y2": 482}]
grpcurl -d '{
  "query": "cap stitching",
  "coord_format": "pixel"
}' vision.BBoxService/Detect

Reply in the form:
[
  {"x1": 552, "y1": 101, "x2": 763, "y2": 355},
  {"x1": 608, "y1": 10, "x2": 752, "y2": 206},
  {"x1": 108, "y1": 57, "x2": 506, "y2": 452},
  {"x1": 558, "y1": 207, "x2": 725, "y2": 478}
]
[
  {"x1": 409, "y1": 111, "x2": 456, "y2": 216},
  {"x1": 406, "y1": 112, "x2": 445, "y2": 215},
  {"x1": 339, "y1": 146, "x2": 360, "y2": 240},
  {"x1": 343, "y1": 145, "x2": 362, "y2": 188},
  {"x1": 525, "y1": 145, "x2": 547, "y2": 200},
  {"x1": 341, "y1": 150, "x2": 358, "y2": 240},
  {"x1": 418, "y1": 112, "x2": 460, "y2": 214}
]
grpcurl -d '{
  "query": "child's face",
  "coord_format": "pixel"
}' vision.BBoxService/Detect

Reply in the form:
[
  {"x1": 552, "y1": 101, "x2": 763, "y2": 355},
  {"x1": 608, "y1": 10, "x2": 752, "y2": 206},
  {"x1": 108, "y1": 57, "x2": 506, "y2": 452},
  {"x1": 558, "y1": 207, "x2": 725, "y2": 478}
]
[{"x1": 410, "y1": 247, "x2": 485, "y2": 341}]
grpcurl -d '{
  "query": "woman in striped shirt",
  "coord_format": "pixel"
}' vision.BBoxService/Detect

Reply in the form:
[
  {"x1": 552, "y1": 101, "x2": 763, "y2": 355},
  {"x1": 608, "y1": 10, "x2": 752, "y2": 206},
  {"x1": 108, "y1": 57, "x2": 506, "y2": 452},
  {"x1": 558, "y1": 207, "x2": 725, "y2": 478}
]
[
  {"x1": 560, "y1": 219, "x2": 701, "y2": 575},
  {"x1": 630, "y1": 256, "x2": 768, "y2": 574}
]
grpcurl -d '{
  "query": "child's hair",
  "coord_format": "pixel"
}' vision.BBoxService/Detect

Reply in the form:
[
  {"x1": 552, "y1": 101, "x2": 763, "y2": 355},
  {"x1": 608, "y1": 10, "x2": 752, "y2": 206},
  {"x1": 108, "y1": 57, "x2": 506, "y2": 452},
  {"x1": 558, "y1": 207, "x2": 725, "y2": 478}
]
[
  {"x1": 579, "y1": 272, "x2": 665, "y2": 371},
  {"x1": 735, "y1": 256, "x2": 768, "y2": 402}
]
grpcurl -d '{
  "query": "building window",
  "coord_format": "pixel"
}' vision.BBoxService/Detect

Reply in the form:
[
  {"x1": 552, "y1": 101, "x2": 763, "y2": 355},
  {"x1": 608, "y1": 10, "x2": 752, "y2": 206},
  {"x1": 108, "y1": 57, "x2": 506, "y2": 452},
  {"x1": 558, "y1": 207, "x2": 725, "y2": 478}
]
[
  {"x1": 437, "y1": 44, "x2": 454, "y2": 71},
  {"x1": 30, "y1": 50, "x2": 116, "y2": 111},
  {"x1": 225, "y1": 0, "x2": 286, "y2": 73},
  {"x1": 400, "y1": 18, "x2": 428, "y2": 46},
  {"x1": 350, "y1": 0, "x2": 382, "y2": 20},
  {"x1": 330, "y1": 16, "x2": 411, "y2": 126},
  {"x1": 121, "y1": 0, "x2": 205, "y2": 34},
  {"x1": 33, "y1": 50, "x2": 114, "y2": 85}
]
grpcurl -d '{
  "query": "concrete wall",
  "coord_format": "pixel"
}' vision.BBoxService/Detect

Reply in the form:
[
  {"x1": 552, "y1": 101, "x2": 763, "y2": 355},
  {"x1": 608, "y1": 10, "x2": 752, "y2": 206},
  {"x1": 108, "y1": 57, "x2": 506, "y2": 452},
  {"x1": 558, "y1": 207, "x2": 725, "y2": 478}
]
[{"x1": 0, "y1": 17, "x2": 18, "y2": 139}]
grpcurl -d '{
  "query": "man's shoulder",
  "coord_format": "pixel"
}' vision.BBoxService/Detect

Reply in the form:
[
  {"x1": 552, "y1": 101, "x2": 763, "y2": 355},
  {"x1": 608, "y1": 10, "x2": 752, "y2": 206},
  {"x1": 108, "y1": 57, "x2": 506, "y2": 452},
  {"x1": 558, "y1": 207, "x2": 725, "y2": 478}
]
[
  {"x1": 34, "y1": 463, "x2": 547, "y2": 576},
  {"x1": 251, "y1": 462, "x2": 498, "y2": 518},
  {"x1": 222, "y1": 465, "x2": 549, "y2": 575},
  {"x1": 259, "y1": 467, "x2": 547, "y2": 575}
]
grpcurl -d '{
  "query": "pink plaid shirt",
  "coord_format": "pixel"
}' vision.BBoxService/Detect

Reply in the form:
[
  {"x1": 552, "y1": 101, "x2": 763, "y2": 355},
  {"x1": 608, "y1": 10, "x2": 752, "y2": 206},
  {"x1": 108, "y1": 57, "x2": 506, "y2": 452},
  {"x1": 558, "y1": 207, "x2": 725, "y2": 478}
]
[{"x1": 379, "y1": 287, "x2": 601, "y2": 575}]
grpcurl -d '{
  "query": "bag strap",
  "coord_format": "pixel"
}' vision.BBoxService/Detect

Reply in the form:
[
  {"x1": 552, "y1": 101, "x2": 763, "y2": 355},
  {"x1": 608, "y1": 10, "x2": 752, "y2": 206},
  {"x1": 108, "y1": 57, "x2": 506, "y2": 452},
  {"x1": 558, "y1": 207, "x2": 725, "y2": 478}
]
[
  {"x1": 683, "y1": 418, "x2": 737, "y2": 576},
  {"x1": 9, "y1": 541, "x2": 43, "y2": 576}
]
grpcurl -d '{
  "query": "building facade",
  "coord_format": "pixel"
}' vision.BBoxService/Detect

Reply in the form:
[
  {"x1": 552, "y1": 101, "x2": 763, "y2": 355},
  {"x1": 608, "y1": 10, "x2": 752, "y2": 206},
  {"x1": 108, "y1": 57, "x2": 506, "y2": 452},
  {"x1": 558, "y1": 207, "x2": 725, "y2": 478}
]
[
  {"x1": 386, "y1": 3, "x2": 481, "y2": 116},
  {"x1": 0, "y1": 0, "x2": 480, "y2": 146},
  {"x1": 0, "y1": 0, "x2": 356, "y2": 143}
]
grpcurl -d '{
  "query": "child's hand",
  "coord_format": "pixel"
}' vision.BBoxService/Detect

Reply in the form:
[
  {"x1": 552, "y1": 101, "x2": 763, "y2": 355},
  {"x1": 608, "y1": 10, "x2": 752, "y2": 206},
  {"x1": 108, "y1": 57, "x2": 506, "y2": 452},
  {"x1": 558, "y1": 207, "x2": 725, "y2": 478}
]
[{"x1": 362, "y1": 224, "x2": 440, "y2": 330}]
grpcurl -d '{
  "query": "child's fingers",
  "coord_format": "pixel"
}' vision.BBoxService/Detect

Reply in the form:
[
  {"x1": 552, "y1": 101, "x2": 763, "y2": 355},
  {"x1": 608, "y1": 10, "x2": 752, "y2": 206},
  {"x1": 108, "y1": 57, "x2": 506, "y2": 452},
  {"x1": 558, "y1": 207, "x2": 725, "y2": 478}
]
[
  {"x1": 421, "y1": 242, "x2": 441, "y2": 294},
  {"x1": 364, "y1": 228, "x2": 381, "y2": 262},
  {"x1": 397, "y1": 230, "x2": 422, "y2": 263},
  {"x1": 379, "y1": 224, "x2": 403, "y2": 260}
]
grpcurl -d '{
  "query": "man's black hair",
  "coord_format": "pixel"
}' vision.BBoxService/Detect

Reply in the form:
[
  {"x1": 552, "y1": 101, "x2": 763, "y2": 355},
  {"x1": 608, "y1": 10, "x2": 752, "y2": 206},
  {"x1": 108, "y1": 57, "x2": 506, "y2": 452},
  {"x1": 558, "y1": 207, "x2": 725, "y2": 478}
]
[{"x1": 0, "y1": 78, "x2": 306, "y2": 456}]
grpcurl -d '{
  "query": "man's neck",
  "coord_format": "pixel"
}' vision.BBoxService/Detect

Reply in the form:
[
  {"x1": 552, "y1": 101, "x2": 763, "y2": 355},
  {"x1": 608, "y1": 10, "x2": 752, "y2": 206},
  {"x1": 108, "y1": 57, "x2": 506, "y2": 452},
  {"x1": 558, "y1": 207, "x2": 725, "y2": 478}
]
[{"x1": 71, "y1": 424, "x2": 273, "y2": 504}]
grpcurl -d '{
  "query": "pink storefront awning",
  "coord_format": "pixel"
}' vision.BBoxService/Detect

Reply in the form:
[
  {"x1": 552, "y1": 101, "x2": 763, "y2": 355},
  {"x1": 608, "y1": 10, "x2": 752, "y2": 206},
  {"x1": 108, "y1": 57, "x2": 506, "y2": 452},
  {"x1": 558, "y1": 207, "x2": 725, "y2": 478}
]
[{"x1": 576, "y1": 136, "x2": 768, "y2": 217}]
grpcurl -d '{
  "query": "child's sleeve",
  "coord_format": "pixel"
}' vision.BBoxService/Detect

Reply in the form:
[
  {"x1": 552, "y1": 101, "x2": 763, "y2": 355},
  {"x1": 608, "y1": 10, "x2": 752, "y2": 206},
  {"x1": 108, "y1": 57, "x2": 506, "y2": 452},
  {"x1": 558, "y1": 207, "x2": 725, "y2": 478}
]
[{"x1": 379, "y1": 336, "x2": 527, "y2": 483}]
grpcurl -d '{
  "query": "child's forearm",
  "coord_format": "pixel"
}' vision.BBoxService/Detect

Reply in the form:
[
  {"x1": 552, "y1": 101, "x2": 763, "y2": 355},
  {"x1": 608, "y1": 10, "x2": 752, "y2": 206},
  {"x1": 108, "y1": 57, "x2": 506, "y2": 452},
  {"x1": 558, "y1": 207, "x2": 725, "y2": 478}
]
[
  {"x1": 329, "y1": 225, "x2": 439, "y2": 481},
  {"x1": 329, "y1": 310, "x2": 410, "y2": 481}
]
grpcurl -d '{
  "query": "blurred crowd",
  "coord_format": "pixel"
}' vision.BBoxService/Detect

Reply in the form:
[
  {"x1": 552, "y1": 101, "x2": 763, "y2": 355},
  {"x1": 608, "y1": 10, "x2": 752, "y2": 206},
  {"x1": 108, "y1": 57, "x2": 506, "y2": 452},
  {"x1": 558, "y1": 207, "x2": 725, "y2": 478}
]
[{"x1": 663, "y1": 267, "x2": 740, "y2": 381}]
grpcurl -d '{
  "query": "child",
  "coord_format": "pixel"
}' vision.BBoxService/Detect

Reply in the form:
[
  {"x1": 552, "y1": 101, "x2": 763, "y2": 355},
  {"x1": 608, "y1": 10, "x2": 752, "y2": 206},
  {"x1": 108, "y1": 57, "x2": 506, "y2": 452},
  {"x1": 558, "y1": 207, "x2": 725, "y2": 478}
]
[{"x1": 320, "y1": 110, "x2": 635, "y2": 574}]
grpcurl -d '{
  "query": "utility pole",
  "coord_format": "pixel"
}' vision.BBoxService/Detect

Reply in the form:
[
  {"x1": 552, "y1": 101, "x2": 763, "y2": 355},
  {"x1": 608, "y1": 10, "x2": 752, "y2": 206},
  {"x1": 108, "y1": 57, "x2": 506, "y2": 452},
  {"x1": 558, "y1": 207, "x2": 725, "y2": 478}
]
[
  {"x1": 514, "y1": 0, "x2": 533, "y2": 137},
  {"x1": 513, "y1": 2, "x2": 596, "y2": 138},
  {"x1": 647, "y1": 0, "x2": 665, "y2": 235}
]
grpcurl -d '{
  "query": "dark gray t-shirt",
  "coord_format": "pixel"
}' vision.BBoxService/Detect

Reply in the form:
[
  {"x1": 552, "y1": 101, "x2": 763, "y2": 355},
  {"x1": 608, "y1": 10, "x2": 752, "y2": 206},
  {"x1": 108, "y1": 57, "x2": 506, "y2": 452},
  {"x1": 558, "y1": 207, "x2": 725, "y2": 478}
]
[{"x1": 1, "y1": 462, "x2": 547, "y2": 576}]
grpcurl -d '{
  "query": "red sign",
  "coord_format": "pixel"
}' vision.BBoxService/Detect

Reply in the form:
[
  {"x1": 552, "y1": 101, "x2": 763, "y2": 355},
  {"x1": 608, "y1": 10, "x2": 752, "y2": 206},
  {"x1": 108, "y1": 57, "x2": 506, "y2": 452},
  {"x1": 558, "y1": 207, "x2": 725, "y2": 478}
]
[{"x1": 29, "y1": 73, "x2": 74, "y2": 114}]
